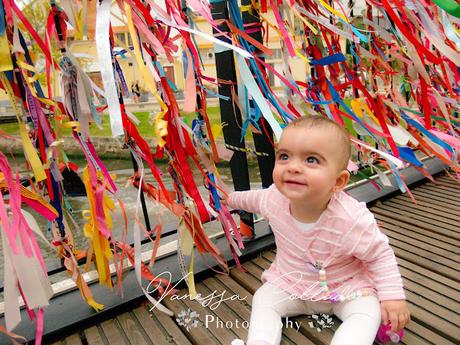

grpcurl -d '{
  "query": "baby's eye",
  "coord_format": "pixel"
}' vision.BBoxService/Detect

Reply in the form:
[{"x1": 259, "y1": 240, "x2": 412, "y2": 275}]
[
  {"x1": 278, "y1": 153, "x2": 289, "y2": 160},
  {"x1": 306, "y1": 156, "x2": 319, "y2": 164}
]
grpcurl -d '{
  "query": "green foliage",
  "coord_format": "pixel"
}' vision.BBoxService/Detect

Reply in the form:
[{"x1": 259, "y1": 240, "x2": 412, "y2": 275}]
[{"x1": 0, "y1": 107, "x2": 223, "y2": 137}]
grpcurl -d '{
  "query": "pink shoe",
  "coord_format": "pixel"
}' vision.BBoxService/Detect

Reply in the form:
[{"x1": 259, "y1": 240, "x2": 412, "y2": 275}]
[{"x1": 376, "y1": 324, "x2": 404, "y2": 343}]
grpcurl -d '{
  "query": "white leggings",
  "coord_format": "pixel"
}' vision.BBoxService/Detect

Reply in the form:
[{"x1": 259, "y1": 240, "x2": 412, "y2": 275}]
[{"x1": 247, "y1": 283, "x2": 381, "y2": 345}]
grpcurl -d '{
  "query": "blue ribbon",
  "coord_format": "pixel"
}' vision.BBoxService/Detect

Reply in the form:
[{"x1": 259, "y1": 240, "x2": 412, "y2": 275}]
[
  {"x1": 401, "y1": 111, "x2": 454, "y2": 155},
  {"x1": 310, "y1": 53, "x2": 346, "y2": 66},
  {"x1": 198, "y1": 83, "x2": 230, "y2": 101},
  {"x1": 227, "y1": 0, "x2": 294, "y2": 122},
  {"x1": 371, "y1": 39, "x2": 388, "y2": 61},
  {"x1": 397, "y1": 146, "x2": 423, "y2": 167},
  {"x1": 389, "y1": 161, "x2": 406, "y2": 193},
  {"x1": 207, "y1": 172, "x2": 221, "y2": 211},
  {"x1": 326, "y1": 79, "x2": 380, "y2": 143},
  {"x1": 350, "y1": 44, "x2": 361, "y2": 65},
  {"x1": 0, "y1": 2, "x2": 5, "y2": 35}
]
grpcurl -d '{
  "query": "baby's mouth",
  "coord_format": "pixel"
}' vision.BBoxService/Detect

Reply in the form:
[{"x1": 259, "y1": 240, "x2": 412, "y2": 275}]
[{"x1": 284, "y1": 180, "x2": 306, "y2": 186}]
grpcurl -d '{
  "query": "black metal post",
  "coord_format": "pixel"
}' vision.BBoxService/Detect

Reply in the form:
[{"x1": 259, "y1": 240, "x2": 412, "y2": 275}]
[
  {"x1": 210, "y1": 0, "x2": 254, "y2": 236},
  {"x1": 241, "y1": 0, "x2": 275, "y2": 189}
]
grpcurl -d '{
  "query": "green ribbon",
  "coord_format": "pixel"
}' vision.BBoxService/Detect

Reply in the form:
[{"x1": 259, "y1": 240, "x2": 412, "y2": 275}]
[{"x1": 432, "y1": 0, "x2": 460, "y2": 18}]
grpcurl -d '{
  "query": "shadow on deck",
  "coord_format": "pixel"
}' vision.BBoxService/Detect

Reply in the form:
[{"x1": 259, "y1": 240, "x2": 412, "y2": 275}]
[{"x1": 42, "y1": 174, "x2": 460, "y2": 345}]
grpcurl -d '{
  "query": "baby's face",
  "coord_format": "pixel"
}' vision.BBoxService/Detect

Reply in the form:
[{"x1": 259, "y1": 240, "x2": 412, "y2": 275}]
[{"x1": 272, "y1": 126, "x2": 346, "y2": 204}]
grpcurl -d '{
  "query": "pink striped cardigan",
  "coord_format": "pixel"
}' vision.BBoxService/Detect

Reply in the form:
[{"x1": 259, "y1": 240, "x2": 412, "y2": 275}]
[{"x1": 228, "y1": 185, "x2": 406, "y2": 302}]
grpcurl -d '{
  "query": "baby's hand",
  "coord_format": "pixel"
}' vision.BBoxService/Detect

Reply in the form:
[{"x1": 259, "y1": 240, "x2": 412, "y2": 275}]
[
  {"x1": 380, "y1": 300, "x2": 410, "y2": 332},
  {"x1": 220, "y1": 195, "x2": 229, "y2": 206}
]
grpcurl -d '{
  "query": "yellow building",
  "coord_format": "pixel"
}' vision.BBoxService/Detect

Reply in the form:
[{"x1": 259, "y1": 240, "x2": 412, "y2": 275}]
[
  {"x1": 67, "y1": 8, "x2": 309, "y2": 96},
  {"x1": 1, "y1": 5, "x2": 312, "y2": 104}
]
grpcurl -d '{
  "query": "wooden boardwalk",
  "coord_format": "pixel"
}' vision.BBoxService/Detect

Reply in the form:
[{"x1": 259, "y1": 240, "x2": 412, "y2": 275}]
[{"x1": 51, "y1": 174, "x2": 460, "y2": 345}]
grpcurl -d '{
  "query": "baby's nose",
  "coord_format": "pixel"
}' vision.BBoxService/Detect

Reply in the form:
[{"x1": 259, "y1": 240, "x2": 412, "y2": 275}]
[{"x1": 287, "y1": 160, "x2": 302, "y2": 172}]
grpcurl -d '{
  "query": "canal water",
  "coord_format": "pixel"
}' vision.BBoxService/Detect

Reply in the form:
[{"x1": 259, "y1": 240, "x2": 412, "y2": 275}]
[{"x1": 0, "y1": 156, "x2": 264, "y2": 287}]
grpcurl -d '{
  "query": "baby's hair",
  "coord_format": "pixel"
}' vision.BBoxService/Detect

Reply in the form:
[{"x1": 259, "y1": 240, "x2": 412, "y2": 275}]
[{"x1": 285, "y1": 116, "x2": 351, "y2": 171}]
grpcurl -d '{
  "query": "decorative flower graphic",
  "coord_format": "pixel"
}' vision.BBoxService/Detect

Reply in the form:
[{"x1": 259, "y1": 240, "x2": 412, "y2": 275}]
[
  {"x1": 176, "y1": 308, "x2": 200, "y2": 331},
  {"x1": 307, "y1": 314, "x2": 334, "y2": 332}
]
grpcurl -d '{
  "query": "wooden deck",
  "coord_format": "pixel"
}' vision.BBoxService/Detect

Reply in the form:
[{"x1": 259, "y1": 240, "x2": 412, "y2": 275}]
[{"x1": 50, "y1": 174, "x2": 460, "y2": 345}]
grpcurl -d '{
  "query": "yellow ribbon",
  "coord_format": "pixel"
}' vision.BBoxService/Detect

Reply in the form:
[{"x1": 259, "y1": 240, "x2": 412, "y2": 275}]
[
  {"x1": 0, "y1": 73, "x2": 47, "y2": 182},
  {"x1": 318, "y1": 0, "x2": 349, "y2": 24},
  {"x1": 351, "y1": 98, "x2": 380, "y2": 125},
  {"x1": 124, "y1": 3, "x2": 169, "y2": 147},
  {"x1": 0, "y1": 32, "x2": 13, "y2": 71},
  {"x1": 82, "y1": 166, "x2": 114, "y2": 288}
]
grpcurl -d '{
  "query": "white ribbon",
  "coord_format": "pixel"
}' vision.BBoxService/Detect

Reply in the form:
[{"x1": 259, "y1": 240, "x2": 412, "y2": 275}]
[
  {"x1": 131, "y1": 150, "x2": 174, "y2": 316},
  {"x1": 351, "y1": 138, "x2": 404, "y2": 169},
  {"x1": 96, "y1": 0, "x2": 124, "y2": 137}
]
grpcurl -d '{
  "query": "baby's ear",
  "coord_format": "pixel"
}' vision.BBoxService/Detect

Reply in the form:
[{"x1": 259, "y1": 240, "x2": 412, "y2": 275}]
[{"x1": 333, "y1": 170, "x2": 350, "y2": 192}]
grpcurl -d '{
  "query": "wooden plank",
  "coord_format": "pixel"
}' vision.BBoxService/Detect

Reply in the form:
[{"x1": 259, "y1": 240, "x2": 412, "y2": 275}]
[
  {"x1": 381, "y1": 227, "x2": 460, "y2": 262},
  {"x1": 163, "y1": 292, "x2": 219, "y2": 344},
  {"x1": 435, "y1": 176, "x2": 460, "y2": 188},
  {"x1": 116, "y1": 312, "x2": 149, "y2": 345},
  {"x1": 400, "y1": 329, "x2": 434, "y2": 345},
  {"x1": 429, "y1": 180, "x2": 460, "y2": 192},
  {"x1": 410, "y1": 190, "x2": 460, "y2": 211},
  {"x1": 422, "y1": 183, "x2": 460, "y2": 196},
  {"x1": 388, "y1": 196, "x2": 460, "y2": 223},
  {"x1": 144, "y1": 304, "x2": 193, "y2": 345},
  {"x1": 404, "y1": 289, "x2": 458, "y2": 325},
  {"x1": 100, "y1": 320, "x2": 129, "y2": 345},
  {"x1": 373, "y1": 211, "x2": 460, "y2": 250},
  {"x1": 379, "y1": 201, "x2": 459, "y2": 231},
  {"x1": 391, "y1": 239, "x2": 459, "y2": 281},
  {"x1": 179, "y1": 284, "x2": 239, "y2": 345},
  {"x1": 131, "y1": 306, "x2": 171, "y2": 345},
  {"x1": 373, "y1": 204, "x2": 460, "y2": 240},
  {"x1": 417, "y1": 186, "x2": 460, "y2": 203},
  {"x1": 203, "y1": 277, "x2": 252, "y2": 323},
  {"x1": 413, "y1": 183, "x2": 460, "y2": 200},
  {"x1": 424, "y1": 180, "x2": 460, "y2": 193},
  {"x1": 262, "y1": 250, "x2": 275, "y2": 262},
  {"x1": 230, "y1": 263, "x2": 263, "y2": 293},
  {"x1": 390, "y1": 195, "x2": 458, "y2": 217},
  {"x1": 83, "y1": 326, "x2": 105, "y2": 345},
  {"x1": 371, "y1": 206, "x2": 460, "y2": 240},
  {"x1": 396, "y1": 257, "x2": 460, "y2": 293},
  {"x1": 404, "y1": 322, "x2": 457, "y2": 345},
  {"x1": 382, "y1": 198, "x2": 460, "y2": 229},
  {"x1": 420, "y1": 182, "x2": 460, "y2": 196},
  {"x1": 405, "y1": 302, "x2": 459, "y2": 343},
  {"x1": 63, "y1": 334, "x2": 82, "y2": 345},
  {"x1": 195, "y1": 282, "x2": 248, "y2": 341},
  {"x1": 412, "y1": 185, "x2": 460, "y2": 204},
  {"x1": 400, "y1": 268, "x2": 460, "y2": 310}
]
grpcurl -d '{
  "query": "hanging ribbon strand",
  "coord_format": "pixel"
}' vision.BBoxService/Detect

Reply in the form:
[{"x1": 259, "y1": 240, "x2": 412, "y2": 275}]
[{"x1": 0, "y1": 0, "x2": 459, "y2": 342}]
